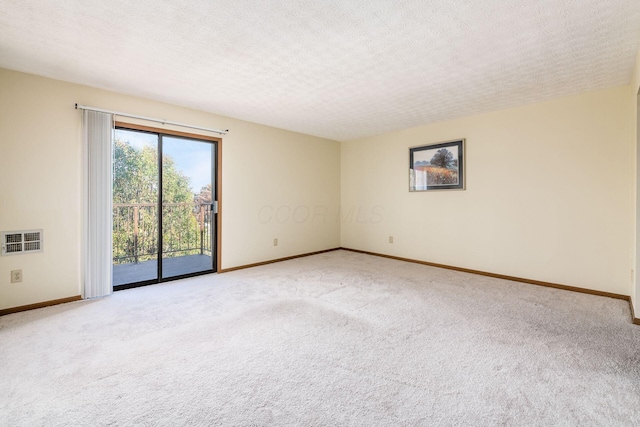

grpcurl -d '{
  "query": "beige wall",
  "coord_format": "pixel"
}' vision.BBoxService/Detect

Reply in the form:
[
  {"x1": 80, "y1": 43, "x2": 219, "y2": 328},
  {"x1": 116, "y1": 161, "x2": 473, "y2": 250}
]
[
  {"x1": 0, "y1": 68, "x2": 341, "y2": 310},
  {"x1": 633, "y1": 47, "x2": 640, "y2": 318},
  {"x1": 342, "y1": 86, "x2": 634, "y2": 295}
]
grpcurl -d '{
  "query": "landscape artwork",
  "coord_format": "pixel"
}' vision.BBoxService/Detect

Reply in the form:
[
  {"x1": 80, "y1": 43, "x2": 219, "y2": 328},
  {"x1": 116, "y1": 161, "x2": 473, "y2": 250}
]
[{"x1": 409, "y1": 139, "x2": 465, "y2": 191}]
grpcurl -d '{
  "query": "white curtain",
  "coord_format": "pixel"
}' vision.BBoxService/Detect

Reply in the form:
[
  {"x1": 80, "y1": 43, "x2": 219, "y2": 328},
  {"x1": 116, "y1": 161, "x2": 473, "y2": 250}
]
[{"x1": 82, "y1": 110, "x2": 113, "y2": 299}]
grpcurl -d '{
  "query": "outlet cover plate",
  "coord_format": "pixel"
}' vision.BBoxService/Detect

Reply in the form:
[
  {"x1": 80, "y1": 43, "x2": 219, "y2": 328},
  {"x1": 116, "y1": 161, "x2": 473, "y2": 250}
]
[{"x1": 11, "y1": 270, "x2": 23, "y2": 283}]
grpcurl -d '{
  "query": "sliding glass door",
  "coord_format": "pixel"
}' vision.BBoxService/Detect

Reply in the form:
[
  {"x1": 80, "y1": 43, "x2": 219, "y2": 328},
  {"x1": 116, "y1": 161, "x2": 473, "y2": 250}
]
[
  {"x1": 112, "y1": 129, "x2": 160, "y2": 285},
  {"x1": 161, "y1": 136, "x2": 214, "y2": 279},
  {"x1": 112, "y1": 127, "x2": 217, "y2": 289}
]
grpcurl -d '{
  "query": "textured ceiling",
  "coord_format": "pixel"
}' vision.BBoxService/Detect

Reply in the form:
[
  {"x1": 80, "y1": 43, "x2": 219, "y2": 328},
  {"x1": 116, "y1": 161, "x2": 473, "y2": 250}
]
[{"x1": 1, "y1": 1, "x2": 640, "y2": 141}]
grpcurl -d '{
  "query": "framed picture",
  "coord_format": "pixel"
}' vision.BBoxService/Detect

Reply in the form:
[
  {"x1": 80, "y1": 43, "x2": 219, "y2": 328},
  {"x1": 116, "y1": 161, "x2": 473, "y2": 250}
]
[{"x1": 409, "y1": 139, "x2": 465, "y2": 191}]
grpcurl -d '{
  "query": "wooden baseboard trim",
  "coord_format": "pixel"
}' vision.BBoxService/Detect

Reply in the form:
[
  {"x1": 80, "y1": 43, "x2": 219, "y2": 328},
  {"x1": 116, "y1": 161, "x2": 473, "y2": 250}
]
[
  {"x1": 630, "y1": 299, "x2": 640, "y2": 325},
  {"x1": 218, "y1": 248, "x2": 341, "y2": 273},
  {"x1": 0, "y1": 295, "x2": 82, "y2": 317},
  {"x1": 341, "y1": 247, "x2": 629, "y2": 301}
]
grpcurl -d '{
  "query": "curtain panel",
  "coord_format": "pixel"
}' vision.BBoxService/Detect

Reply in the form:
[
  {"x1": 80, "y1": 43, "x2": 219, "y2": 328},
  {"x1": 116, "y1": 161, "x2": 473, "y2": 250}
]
[{"x1": 82, "y1": 110, "x2": 113, "y2": 299}]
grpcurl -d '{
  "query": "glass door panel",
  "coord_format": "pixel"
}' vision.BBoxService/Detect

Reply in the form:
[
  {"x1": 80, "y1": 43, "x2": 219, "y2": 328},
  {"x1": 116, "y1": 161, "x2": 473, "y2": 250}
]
[
  {"x1": 112, "y1": 129, "x2": 159, "y2": 286},
  {"x1": 160, "y1": 136, "x2": 214, "y2": 279}
]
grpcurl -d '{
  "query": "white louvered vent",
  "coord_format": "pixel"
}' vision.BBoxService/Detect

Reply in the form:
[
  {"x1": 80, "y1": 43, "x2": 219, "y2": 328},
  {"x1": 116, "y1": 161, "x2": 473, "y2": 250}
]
[{"x1": 1, "y1": 230, "x2": 43, "y2": 256}]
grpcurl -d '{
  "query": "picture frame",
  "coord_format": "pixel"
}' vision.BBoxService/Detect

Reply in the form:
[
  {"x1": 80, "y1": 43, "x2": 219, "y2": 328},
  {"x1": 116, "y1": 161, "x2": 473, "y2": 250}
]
[{"x1": 409, "y1": 139, "x2": 465, "y2": 191}]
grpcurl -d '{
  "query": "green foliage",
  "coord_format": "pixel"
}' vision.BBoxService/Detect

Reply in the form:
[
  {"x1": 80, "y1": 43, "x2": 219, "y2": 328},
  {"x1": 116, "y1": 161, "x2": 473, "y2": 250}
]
[
  {"x1": 430, "y1": 148, "x2": 455, "y2": 169},
  {"x1": 162, "y1": 156, "x2": 193, "y2": 203},
  {"x1": 113, "y1": 139, "x2": 159, "y2": 204}
]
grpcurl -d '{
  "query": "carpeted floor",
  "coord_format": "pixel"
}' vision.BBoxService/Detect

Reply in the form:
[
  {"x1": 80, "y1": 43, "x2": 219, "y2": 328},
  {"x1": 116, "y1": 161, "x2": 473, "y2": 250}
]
[{"x1": 1, "y1": 250, "x2": 639, "y2": 426}]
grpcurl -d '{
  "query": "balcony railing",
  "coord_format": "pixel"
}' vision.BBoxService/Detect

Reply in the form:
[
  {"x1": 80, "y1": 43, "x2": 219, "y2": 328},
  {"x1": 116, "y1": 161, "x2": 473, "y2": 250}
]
[{"x1": 113, "y1": 203, "x2": 212, "y2": 265}]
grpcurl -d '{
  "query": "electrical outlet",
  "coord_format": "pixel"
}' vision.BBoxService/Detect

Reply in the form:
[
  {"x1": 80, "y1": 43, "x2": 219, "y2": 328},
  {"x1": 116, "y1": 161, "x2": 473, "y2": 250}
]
[
  {"x1": 274, "y1": 238, "x2": 278, "y2": 246},
  {"x1": 631, "y1": 269, "x2": 635, "y2": 283},
  {"x1": 10, "y1": 270, "x2": 22, "y2": 283},
  {"x1": 389, "y1": 236, "x2": 394, "y2": 244}
]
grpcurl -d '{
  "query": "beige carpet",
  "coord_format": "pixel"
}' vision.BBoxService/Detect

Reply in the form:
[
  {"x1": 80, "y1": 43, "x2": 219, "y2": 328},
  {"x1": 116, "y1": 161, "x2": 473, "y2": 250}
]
[{"x1": 1, "y1": 250, "x2": 639, "y2": 426}]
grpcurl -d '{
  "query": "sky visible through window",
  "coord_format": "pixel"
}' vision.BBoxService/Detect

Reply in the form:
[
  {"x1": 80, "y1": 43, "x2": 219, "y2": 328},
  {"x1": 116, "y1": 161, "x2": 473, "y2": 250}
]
[{"x1": 163, "y1": 136, "x2": 212, "y2": 193}]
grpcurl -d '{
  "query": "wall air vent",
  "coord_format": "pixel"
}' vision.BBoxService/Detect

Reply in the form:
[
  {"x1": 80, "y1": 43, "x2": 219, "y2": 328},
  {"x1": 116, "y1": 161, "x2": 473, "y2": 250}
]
[{"x1": 1, "y1": 230, "x2": 43, "y2": 256}]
